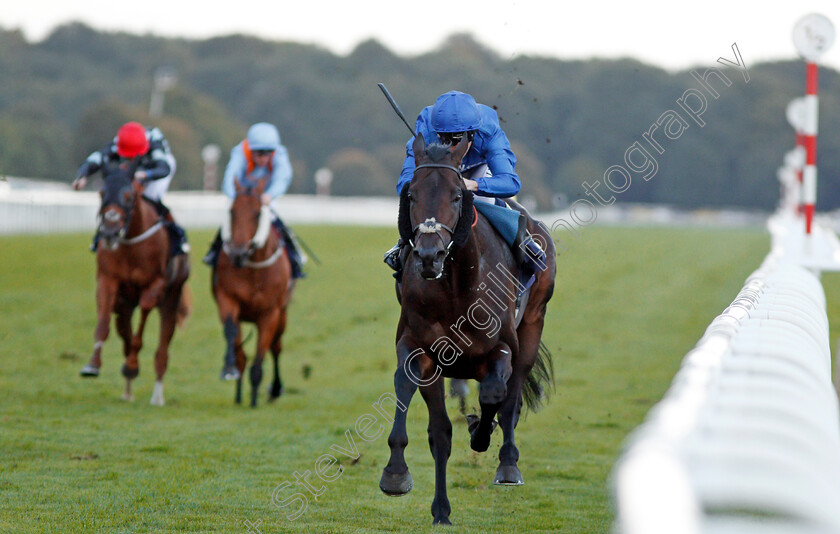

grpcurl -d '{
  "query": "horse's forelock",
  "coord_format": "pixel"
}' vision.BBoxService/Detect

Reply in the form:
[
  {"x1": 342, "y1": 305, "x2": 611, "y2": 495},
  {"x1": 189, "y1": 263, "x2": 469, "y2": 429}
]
[
  {"x1": 424, "y1": 142, "x2": 453, "y2": 163},
  {"x1": 101, "y1": 169, "x2": 133, "y2": 208}
]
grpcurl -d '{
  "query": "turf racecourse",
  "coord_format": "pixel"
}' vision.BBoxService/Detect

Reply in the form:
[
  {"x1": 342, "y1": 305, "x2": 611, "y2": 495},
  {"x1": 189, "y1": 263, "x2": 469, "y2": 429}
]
[{"x1": 0, "y1": 224, "x2": 778, "y2": 533}]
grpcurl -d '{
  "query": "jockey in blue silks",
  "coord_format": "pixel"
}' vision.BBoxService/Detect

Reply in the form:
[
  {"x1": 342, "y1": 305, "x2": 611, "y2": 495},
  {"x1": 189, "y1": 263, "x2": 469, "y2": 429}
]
[
  {"x1": 385, "y1": 90, "x2": 523, "y2": 273},
  {"x1": 203, "y1": 122, "x2": 305, "y2": 278}
]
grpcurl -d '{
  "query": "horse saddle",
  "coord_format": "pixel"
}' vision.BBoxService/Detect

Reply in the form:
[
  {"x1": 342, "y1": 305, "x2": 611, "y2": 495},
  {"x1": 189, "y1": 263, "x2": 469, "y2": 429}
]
[{"x1": 474, "y1": 200, "x2": 547, "y2": 295}]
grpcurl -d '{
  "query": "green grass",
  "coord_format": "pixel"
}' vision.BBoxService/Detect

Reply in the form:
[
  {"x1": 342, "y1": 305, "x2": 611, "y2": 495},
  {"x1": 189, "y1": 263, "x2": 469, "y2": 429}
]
[{"x1": 0, "y1": 224, "x2": 772, "y2": 533}]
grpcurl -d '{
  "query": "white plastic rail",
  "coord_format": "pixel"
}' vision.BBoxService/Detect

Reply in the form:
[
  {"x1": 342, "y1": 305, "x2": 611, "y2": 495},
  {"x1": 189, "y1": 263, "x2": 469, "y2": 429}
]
[{"x1": 612, "y1": 218, "x2": 840, "y2": 534}]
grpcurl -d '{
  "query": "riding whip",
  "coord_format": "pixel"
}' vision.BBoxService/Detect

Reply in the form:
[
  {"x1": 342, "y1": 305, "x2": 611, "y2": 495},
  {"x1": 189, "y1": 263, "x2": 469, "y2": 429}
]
[{"x1": 377, "y1": 83, "x2": 416, "y2": 137}]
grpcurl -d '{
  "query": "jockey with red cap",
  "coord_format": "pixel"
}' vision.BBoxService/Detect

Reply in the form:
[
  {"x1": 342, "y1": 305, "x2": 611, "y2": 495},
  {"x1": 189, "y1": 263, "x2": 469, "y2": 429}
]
[{"x1": 73, "y1": 122, "x2": 188, "y2": 255}]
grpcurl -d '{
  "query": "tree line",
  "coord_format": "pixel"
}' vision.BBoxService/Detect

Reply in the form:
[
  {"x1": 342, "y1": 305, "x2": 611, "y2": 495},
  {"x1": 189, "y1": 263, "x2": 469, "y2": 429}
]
[{"x1": 1, "y1": 23, "x2": 838, "y2": 211}]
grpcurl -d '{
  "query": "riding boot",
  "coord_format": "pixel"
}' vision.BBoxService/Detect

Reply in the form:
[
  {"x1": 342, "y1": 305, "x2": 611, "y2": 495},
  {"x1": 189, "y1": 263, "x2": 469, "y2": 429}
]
[
  {"x1": 272, "y1": 219, "x2": 306, "y2": 279},
  {"x1": 384, "y1": 239, "x2": 405, "y2": 280},
  {"x1": 146, "y1": 197, "x2": 189, "y2": 256},
  {"x1": 163, "y1": 211, "x2": 189, "y2": 256},
  {"x1": 203, "y1": 230, "x2": 223, "y2": 266}
]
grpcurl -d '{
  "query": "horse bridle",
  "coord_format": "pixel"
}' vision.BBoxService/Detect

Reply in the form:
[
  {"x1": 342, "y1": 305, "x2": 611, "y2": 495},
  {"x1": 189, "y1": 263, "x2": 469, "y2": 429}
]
[{"x1": 408, "y1": 163, "x2": 465, "y2": 253}]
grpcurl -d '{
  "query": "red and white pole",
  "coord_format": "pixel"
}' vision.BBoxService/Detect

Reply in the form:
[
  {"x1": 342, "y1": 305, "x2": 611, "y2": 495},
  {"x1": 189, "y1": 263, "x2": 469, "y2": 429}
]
[
  {"x1": 802, "y1": 62, "x2": 818, "y2": 234},
  {"x1": 792, "y1": 13, "x2": 835, "y2": 235}
]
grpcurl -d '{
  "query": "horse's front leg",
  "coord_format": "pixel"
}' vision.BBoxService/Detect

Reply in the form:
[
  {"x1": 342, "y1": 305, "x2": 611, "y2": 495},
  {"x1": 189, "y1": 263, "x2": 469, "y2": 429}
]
[
  {"x1": 249, "y1": 309, "x2": 280, "y2": 408},
  {"x1": 419, "y1": 374, "x2": 453, "y2": 525},
  {"x1": 380, "y1": 338, "x2": 425, "y2": 496},
  {"x1": 81, "y1": 275, "x2": 118, "y2": 378},
  {"x1": 470, "y1": 342, "x2": 512, "y2": 453},
  {"x1": 149, "y1": 283, "x2": 184, "y2": 407},
  {"x1": 216, "y1": 291, "x2": 242, "y2": 382},
  {"x1": 122, "y1": 278, "x2": 165, "y2": 382}
]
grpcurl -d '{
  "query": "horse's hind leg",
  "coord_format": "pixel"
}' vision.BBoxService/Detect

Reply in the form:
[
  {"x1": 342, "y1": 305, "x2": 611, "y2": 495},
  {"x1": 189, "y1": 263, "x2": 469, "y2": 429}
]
[
  {"x1": 469, "y1": 343, "x2": 512, "y2": 453},
  {"x1": 419, "y1": 377, "x2": 453, "y2": 525},
  {"x1": 81, "y1": 276, "x2": 118, "y2": 378}
]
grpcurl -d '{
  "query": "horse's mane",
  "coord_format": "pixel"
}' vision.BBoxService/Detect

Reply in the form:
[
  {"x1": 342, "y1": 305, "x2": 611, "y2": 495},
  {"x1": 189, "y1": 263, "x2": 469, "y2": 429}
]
[{"x1": 398, "y1": 143, "x2": 475, "y2": 248}]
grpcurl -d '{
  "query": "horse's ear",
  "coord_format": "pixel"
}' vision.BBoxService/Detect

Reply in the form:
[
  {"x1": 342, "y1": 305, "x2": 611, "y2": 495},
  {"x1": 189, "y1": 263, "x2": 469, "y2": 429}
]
[
  {"x1": 412, "y1": 133, "x2": 426, "y2": 163},
  {"x1": 133, "y1": 179, "x2": 144, "y2": 194},
  {"x1": 451, "y1": 135, "x2": 470, "y2": 164},
  {"x1": 234, "y1": 178, "x2": 245, "y2": 195},
  {"x1": 122, "y1": 188, "x2": 133, "y2": 205}
]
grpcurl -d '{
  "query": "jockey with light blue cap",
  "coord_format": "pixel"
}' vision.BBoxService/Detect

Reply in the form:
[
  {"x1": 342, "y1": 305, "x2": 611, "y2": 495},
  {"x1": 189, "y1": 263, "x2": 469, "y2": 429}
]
[{"x1": 203, "y1": 122, "x2": 305, "y2": 278}]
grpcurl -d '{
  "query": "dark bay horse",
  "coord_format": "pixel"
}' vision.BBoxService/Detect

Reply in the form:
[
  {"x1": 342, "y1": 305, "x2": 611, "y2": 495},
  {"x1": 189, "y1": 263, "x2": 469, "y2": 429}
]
[
  {"x1": 211, "y1": 178, "x2": 293, "y2": 407},
  {"x1": 79, "y1": 162, "x2": 191, "y2": 406},
  {"x1": 379, "y1": 134, "x2": 556, "y2": 525}
]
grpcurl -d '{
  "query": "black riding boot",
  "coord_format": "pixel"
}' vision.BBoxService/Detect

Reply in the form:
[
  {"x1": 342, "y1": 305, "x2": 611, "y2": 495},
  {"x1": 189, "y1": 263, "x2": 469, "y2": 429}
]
[
  {"x1": 145, "y1": 196, "x2": 189, "y2": 256},
  {"x1": 203, "y1": 230, "x2": 223, "y2": 266},
  {"x1": 271, "y1": 219, "x2": 306, "y2": 279},
  {"x1": 383, "y1": 239, "x2": 405, "y2": 280}
]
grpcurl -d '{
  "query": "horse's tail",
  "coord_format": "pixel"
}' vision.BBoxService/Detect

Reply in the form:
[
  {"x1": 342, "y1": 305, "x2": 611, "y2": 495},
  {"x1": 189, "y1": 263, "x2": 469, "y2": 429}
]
[
  {"x1": 522, "y1": 341, "x2": 555, "y2": 413},
  {"x1": 176, "y1": 284, "x2": 192, "y2": 329}
]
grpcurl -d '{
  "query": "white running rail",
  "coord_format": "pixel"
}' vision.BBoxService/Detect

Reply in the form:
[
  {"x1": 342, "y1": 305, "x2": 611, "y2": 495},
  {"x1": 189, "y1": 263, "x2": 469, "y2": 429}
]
[{"x1": 612, "y1": 213, "x2": 840, "y2": 534}]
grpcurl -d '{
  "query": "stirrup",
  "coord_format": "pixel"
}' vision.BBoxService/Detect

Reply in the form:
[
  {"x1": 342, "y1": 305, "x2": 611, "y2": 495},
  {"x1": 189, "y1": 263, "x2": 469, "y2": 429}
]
[{"x1": 384, "y1": 245, "x2": 401, "y2": 271}]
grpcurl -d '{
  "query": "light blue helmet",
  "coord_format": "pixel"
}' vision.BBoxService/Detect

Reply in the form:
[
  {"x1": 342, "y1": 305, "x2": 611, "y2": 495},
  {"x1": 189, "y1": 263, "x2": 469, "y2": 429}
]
[
  {"x1": 431, "y1": 91, "x2": 481, "y2": 133},
  {"x1": 246, "y1": 122, "x2": 281, "y2": 151}
]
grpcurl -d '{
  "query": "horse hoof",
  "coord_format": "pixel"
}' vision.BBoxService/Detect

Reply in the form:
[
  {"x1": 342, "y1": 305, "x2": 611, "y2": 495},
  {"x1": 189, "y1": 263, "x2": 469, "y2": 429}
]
[
  {"x1": 494, "y1": 465, "x2": 524, "y2": 486},
  {"x1": 121, "y1": 365, "x2": 139, "y2": 379},
  {"x1": 268, "y1": 383, "x2": 284, "y2": 400},
  {"x1": 80, "y1": 365, "x2": 100, "y2": 378},
  {"x1": 479, "y1": 376, "x2": 506, "y2": 405},
  {"x1": 433, "y1": 516, "x2": 452, "y2": 525},
  {"x1": 379, "y1": 468, "x2": 413, "y2": 496},
  {"x1": 121, "y1": 392, "x2": 135, "y2": 402},
  {"x1": 220, "y1": 367, "x2": 240, "y2": 381}
]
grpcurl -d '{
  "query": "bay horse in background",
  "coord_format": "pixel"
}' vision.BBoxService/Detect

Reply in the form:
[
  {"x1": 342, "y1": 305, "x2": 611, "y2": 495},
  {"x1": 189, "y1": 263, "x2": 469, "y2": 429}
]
[
  {"x1": 211, "y1": 178, "x2": 294, "y2": 407},
  {"x1": 80, "y1": 160, "x2": 191, "y2": 406},
  {"x1": 379, "y1": 134, "x2": 556, "y2": 525}
]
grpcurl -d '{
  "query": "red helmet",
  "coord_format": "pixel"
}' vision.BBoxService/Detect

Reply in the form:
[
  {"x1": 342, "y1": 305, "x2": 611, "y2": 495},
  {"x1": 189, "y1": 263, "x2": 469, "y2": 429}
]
[{"x1": 116, "y1": 122, "x2": 149, "y2": 158}]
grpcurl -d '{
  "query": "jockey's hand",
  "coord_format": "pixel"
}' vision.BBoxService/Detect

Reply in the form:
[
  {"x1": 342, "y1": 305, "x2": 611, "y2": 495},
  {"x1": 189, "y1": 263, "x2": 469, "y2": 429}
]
[
  {"x1": 261, "y1": 193, "x2": 273, "y2": 206},
  {"x1": 134, "y1": 170, "x2": 148, "y2": 181},
  {"x1": 463, "y1": 179, "x2": 479, "y2": 192},
  {"x1": 72, "y1": 176, "x2": 87, "y2": 190}
]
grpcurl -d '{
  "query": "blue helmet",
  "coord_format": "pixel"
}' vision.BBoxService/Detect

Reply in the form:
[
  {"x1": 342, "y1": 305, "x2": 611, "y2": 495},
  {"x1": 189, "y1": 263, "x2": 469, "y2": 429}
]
[
  {"x1": 246, "y1": 122, "x2": 281, "y2": 151},
  {"x1": 430, "y1": 91, "x2": 481, "y2": 133}
]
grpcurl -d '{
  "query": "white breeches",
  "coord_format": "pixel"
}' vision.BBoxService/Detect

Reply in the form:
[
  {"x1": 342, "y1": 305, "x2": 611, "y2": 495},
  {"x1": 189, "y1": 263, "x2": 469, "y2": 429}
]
[{"x1": 142, "y1": 155, "x2": 176, "y2": 202}]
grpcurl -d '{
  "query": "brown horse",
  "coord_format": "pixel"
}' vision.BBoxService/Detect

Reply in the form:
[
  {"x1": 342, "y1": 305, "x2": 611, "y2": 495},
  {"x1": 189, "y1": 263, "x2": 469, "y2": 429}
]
[
  {"x1": 379, "y1": 134, "x2": 556, "y2": 525},
  {"x1": 211, "y1": 178, "x2": 293, "y2": 407},
  {"x1": 79, "y1": 161, "x2": 191, "y2": 406}
]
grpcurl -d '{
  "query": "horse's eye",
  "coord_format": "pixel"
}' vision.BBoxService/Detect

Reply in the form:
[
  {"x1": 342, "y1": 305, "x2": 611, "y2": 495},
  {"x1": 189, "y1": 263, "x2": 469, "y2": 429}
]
[
  {"x1": 453, "y1": 193, "x2": 462, "y2": 202},
  {"x1": 407, "y1": 192, "x2": 415, "y2": 203}
]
